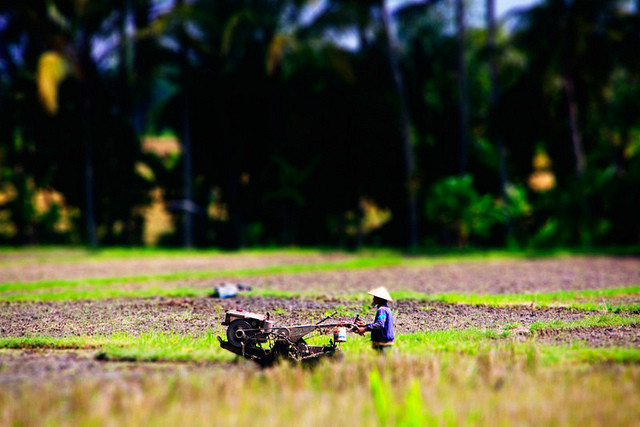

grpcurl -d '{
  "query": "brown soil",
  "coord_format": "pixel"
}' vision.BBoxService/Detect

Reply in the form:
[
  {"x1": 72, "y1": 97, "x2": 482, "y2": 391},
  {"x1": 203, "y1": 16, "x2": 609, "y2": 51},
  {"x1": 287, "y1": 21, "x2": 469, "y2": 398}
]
[
  {"x1": 7, "y1": 256, "x2": 633, "y2": 300},
  {"x1": 88, "y1": 256, "x2": 638, "y2": 297},
  {"x1": 0, "y1": 252, "x2": 353, "y2": 283},
  {"x1": 534, "y1": 325, "x2": 640, "y2": 347},
  {"x1": 0, "y1": 349, "x2": 240, "y2": 387},
  {"x1": 1, "y1": 296, "x2": 636, "y2": 348},
  {"x1": 234, "y1": 256, "x2": 640, "y2": 295},
  {"x1": 2, "y1": 256, "x2": 638, "y2": 297}
]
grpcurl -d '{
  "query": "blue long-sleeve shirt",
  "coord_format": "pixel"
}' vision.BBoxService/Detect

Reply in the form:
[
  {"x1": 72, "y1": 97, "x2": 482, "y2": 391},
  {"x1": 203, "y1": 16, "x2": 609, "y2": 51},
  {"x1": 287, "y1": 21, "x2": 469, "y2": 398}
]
[{"x1": 365, "y1": 305, "x2": 394, "y2": 343}]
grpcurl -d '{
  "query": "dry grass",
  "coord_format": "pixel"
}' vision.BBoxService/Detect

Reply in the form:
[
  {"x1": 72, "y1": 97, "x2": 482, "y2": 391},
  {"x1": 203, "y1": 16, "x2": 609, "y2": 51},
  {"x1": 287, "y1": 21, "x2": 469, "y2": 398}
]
[{"x1": 1, "y1": 351, "x2": 639, "y2": 426}]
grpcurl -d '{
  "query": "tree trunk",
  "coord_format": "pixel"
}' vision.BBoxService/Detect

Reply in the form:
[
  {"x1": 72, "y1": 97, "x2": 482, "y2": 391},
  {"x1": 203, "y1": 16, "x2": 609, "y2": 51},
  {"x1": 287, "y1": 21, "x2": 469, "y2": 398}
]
[
  {"x1": 75, "y1": 27, "x2": 98, "y2": 249},
  {"x1": 456, "y1": 0, "x2": 469, "y2": 175},
  {"x1": 182, "y1": 92, "x2": 194, "y2": 248},
  {"x1": 562, "y1": 74, "x2": 586, "y2": 176},
  {"x1": 177, "y1": 0, "x2": 194, "y2": 248},
  {"x1": 122, "y1": 0, "x2": 134, "y2": 86},
  {"x1": 82, "y1": 107, "x2": 98, "y2": 249},
  {"x1": 380, "y1": 1, "x2": 418, "y2": 249},
  {"x1": 487, "y1": 0, "x2": 511, "y2": 238},
  {"x1": 562, "y1": 71, "x2": 590, "y2": 245},
  {"x1": 487, "y1": 0, "x2": 507, "y2": 186}
]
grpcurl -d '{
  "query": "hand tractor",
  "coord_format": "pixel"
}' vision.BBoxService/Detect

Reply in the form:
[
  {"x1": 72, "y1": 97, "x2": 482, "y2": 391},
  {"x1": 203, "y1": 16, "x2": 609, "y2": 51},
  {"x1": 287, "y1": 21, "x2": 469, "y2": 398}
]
[{"x1": 217, "y1": 309, "x2": 359, "y2": 366}]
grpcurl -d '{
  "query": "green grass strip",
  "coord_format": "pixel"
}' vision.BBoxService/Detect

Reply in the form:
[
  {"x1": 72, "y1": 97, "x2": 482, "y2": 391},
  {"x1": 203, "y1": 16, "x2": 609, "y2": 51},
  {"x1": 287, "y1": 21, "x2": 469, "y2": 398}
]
[
  {"x1": 1, "y1": 250, "x2": 553, "y2": 291},
  {"x1": 1, "y1": 244, "x2": 638, "y2": 262},
  {"x1": 419, "y1": 287, "x2": 640, "y2": 311},
  {"x1": 0, "y1": 331, "x2": 233, "y2": 363},
  {"x1": 394, "y1": 328, "x2": 509, "y2": 354},
  {"x1": 530, "y1": 314, "x2": 640, "y2": 332},
  {"x1": 267, "y1": 287, "x2": 640, "y2": 312},
  {"x1": 2, "y1": 328, "x2": 639, "y2": 365},
  {"x1": 346, "y1": 328, "x2": 640, "y2": 364},
  {"x1": 7, "y1": 247, "x2": 637, "y2": 289},
  {"x1": 0, "y1": 257, "x2": 407, "y2": 292},
  {"x1": 538, "y1": 345, "x2": 640, "y2": 364},
  {"x1": 2, "y1": 284, "x2": 639, "y2": 311},
  {"x1": 0, "y1": 331, "x2": 238, "y2": 363},
  {"x1": 0, "y1": 287, "x2": 212, "y2": 301},
  {"x1": 0, "y1": 247, "x2": 350, "y2": 266},
  {"x1": 2, "y1": 253, "x2": 522, "y2": 294},
  {"x1": 95, "y1": 330, "x2": 234, "y2": 363},
  {"x1": 1, "y1": 286, "x2": 318, "y2": 302},
  {"x1": 0, "y1": 335, "x2": 112, "y2": 349}
]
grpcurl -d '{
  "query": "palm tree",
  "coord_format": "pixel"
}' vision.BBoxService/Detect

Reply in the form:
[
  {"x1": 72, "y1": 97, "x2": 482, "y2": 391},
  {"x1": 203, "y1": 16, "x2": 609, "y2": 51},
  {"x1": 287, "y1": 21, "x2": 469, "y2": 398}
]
[
  {"x1": 2, "y1": 1, "x2": 154, "y2": 247},
  {"x1": 3, "y1": 1, "x2": 109, "y2": 247},
  {"x1": 140, "y1": 0, "x2": 303, "y2": 247},
  {"x1": 514, "y1": 0, "x2": 624, "y2": 177},
  {"x1": 486, "y1": 0, "x2": 510, "y2": 237},
  {"x1": 455, "y1": 0, "x2": 469, "y2": 175},
  {"x1": 379, "y1": 0, "x2": 419, "y2": 249},
  {"x1": 512, "y1": 0, "x2": 628, "y2": 244},
  {"x1": 304, "y1": 0, "x2": 445, "y2": 248}
]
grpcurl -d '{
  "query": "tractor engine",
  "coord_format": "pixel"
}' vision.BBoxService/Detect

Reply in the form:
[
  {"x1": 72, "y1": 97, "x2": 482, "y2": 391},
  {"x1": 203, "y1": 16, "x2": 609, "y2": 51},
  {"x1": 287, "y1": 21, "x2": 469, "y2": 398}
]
[{"x1": 221, "y1": 309, "x2": 274, "y2": 348}]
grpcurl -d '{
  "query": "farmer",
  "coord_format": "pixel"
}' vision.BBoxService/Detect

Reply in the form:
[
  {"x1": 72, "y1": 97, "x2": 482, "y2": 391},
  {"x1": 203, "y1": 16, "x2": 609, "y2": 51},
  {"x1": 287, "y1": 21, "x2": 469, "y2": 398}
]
[{"x1": 355, "y1": 286, "x2": 394, "y2": 353}]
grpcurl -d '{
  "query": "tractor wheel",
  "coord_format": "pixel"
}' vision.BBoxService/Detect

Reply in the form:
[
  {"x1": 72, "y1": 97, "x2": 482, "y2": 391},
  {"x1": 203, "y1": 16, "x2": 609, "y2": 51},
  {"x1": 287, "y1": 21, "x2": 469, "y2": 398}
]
[{"x1": 226, "y1": 319, "x2": 254, "y2": 348}]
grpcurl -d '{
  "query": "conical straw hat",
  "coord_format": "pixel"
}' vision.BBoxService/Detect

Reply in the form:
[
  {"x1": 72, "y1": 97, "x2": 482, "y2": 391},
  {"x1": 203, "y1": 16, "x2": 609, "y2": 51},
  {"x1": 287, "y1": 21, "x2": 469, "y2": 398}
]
[{"x1": 367, "y1": 286, "x2": 392, "y2": 302}]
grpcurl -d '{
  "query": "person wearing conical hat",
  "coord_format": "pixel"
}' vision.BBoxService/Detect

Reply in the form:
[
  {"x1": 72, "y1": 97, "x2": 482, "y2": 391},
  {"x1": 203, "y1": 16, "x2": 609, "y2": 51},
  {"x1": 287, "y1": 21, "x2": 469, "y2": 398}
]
[{"x1": 355, "y1": 286, "x2": 394, "y2": 353}]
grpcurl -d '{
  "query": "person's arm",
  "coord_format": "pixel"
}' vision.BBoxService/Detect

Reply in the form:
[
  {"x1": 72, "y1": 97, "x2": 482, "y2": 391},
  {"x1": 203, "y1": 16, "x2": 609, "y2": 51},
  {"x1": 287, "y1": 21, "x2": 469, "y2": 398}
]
[{"x1": 365, "y1": 309, "x2": 387, "y2": 331}]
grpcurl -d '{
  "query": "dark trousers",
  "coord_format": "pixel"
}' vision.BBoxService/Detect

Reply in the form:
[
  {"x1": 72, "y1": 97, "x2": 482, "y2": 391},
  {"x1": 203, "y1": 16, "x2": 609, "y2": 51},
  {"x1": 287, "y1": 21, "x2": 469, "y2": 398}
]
[{"x1": 372, "y1": 342, "x2": 392, "y2": 354}]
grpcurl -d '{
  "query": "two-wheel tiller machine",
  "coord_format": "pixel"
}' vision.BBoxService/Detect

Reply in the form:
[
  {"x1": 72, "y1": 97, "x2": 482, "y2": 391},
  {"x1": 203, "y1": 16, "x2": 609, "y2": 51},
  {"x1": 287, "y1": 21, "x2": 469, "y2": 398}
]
[{"x1": 218, "y1": 309, "x2": 359, "y2": 366}]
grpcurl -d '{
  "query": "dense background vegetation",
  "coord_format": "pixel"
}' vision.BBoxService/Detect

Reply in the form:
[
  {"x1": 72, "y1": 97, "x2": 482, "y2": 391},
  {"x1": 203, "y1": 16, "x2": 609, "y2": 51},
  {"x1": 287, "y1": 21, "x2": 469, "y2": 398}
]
[{"x1": 1, "y1": 0, "x2": 639, "y2": 249}]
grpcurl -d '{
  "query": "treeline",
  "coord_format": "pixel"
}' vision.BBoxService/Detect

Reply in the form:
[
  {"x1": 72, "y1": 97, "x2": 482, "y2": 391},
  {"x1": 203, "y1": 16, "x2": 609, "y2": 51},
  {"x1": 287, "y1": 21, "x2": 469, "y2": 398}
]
[{"x1": 1, "y1": 0, "x2": 639, "y2": 249}]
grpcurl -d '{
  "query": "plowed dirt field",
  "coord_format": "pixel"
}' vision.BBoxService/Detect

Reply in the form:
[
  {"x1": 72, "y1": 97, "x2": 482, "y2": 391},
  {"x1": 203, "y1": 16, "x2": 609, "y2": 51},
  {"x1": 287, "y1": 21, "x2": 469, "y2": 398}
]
[{"x1": 1, "y1": 253, "x2": 638, "y2": 384}]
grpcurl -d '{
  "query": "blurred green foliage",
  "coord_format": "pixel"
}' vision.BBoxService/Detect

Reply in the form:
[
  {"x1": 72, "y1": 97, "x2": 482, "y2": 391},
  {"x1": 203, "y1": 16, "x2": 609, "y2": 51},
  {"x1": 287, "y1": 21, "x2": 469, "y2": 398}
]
[
  {"x1": 0, "y1": 0, "x2": 638, "y2": 248},
  {"x1": 425, "y1": 175, "x2": 502, "y2": 246}
]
